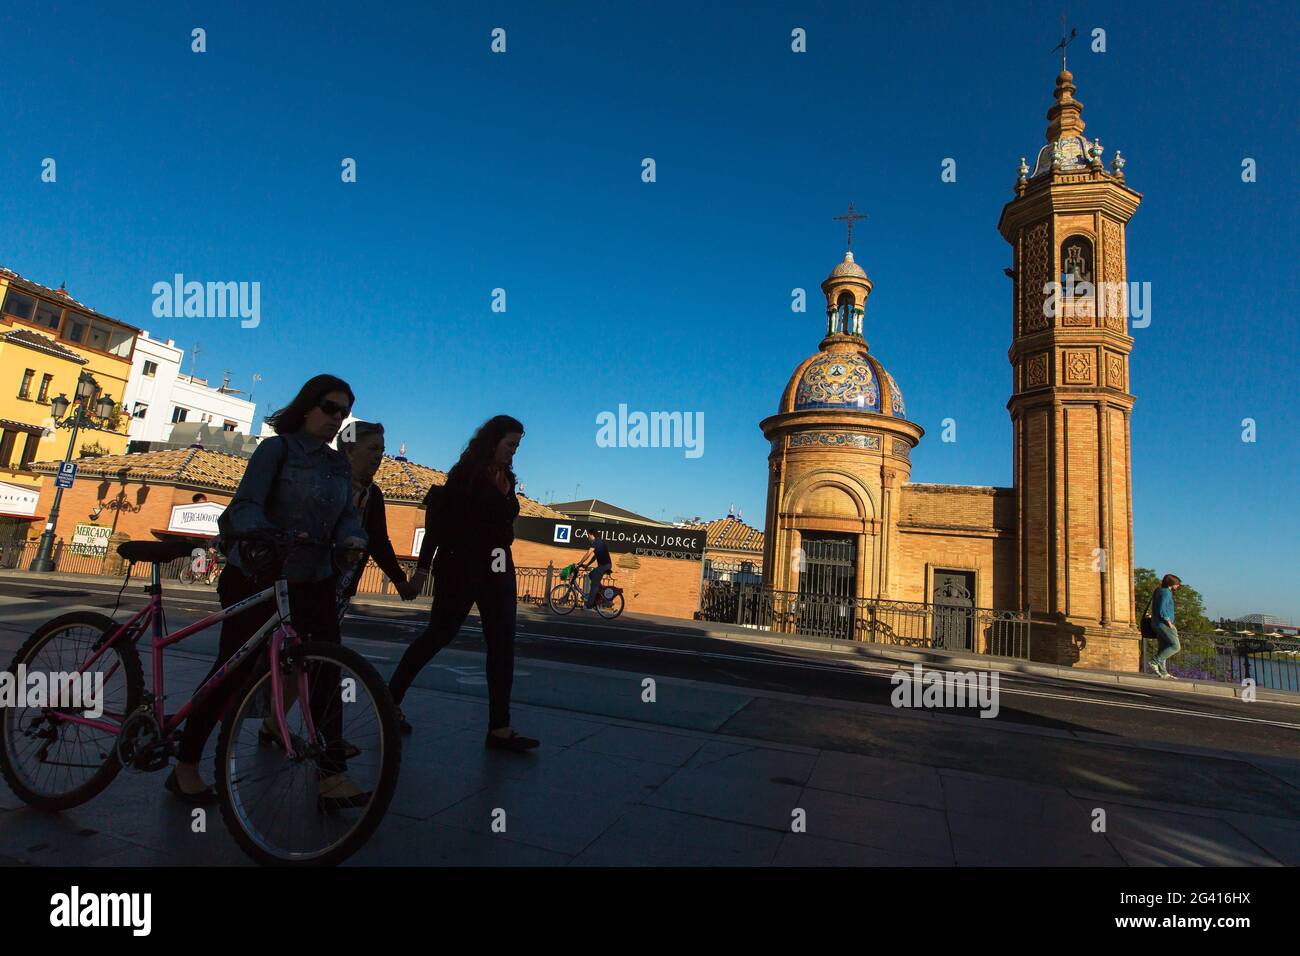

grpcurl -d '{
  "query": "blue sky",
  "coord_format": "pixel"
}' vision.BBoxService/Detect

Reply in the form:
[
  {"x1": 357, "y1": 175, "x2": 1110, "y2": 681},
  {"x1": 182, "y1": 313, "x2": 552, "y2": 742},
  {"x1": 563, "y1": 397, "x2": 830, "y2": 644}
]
[{"x1": 1, "y1": 1, "x2": 1296, "y2": 619}]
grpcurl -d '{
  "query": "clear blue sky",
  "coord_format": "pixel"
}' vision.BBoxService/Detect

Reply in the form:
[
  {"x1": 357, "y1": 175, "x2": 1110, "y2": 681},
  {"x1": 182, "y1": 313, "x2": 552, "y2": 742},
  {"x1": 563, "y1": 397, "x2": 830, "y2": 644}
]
[{"x1": 2, "y1": 1, "x2": 1295, "y2": 620}]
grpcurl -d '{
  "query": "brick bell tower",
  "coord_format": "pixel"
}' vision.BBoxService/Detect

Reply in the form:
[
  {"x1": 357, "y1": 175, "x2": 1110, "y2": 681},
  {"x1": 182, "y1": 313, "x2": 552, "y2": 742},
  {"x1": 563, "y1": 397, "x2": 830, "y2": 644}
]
[{"x1": 997, "y1": 67, "x2": 1142, "y2": 670}]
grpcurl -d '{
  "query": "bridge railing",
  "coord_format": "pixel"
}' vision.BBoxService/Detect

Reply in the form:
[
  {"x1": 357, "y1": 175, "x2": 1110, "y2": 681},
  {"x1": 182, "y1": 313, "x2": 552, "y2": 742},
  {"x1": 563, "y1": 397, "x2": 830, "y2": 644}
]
[
  {"x1": 697, "y1": 581, "x2": 1031, "y2": 660},
  {"x1": 1142, "y1": 632, "x2": 1300, "y2": 692}
]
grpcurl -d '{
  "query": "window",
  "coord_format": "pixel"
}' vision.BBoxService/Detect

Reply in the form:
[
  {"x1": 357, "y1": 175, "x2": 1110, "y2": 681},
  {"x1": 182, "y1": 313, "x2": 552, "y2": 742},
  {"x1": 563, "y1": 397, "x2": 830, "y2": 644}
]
[
  {"x1": 1059, "y1": 235, "x2": 1095, "y2": 291},
  {"x1": 106, "y1": 327, "x2": 133, "y2": 358},
  {"x1": 85, "y1": 322, "x2": 110, "y2": 352},
  {"x1": 0, "y1": 431, "x2": 17, "y2": 468},
  {"x1": 63, "y1": 318, "x2": 86, "y2": 343},
  {"x1": 19, "y1": 434, "x2": 38, "y2": 470},
  {"x1": 37, "y1": 374, "x2": 52, "y2": 402},
  {"x1": 132, "y1": 403, "x2": 149, "y2": 419},
  {"x1": 143, "y1": 360, "x2": 158, "y2": 377},
  {"x1": 2, "y1": 290, "x2": 35, "y2": 321},
  {"x1": 34, "y1": 301, "x2": 62, "y2": 330},
  {"x1": 223, "y1": 420, "x2": 237, "y2": 432},
  {"x1": 17, "y1": 369, "x2": 34, "y2": 399},
  {"x1": 171, "y1": 406, "x2": 188, "y2": 423}
]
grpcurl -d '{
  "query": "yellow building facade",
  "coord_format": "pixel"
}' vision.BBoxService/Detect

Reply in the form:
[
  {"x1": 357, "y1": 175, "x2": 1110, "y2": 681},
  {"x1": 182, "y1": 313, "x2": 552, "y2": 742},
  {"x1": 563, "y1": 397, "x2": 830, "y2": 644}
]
[{"x1": 0, "y1": 268, "x2": 136, "y2": 538}]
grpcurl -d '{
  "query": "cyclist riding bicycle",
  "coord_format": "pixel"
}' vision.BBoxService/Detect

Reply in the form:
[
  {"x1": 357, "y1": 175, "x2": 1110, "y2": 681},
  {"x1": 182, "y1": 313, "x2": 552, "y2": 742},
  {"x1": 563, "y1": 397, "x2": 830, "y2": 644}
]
[{"x1": 577, "y1": 529, "x2": 612, "y2": 609}]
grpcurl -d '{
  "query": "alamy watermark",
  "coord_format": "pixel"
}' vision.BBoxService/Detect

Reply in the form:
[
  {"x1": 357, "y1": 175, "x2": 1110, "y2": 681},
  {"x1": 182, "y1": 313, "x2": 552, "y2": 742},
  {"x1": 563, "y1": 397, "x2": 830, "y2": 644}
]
[
  {"x1": 151, "y1": 274, "x2": 261, "y2": 328},
  {"x1": 0, "y1": 665, "x2": 104, "y2": 719},
  {"x1": 1042, "y1": 275, "x2": 1151, "y2": 328},
  {"x1": 596, "y1": 404, "x2": 704, "y2": 459},
  {"x1": 890, "y1": 663, "x2": 1000, "y2": 718}
]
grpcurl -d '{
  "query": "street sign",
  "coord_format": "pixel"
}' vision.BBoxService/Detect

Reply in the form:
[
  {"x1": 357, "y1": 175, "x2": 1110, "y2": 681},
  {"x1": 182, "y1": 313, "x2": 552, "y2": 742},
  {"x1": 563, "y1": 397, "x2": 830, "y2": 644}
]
[{"x1": 55, "y1": 462, "x2": 78, "y2": 489}]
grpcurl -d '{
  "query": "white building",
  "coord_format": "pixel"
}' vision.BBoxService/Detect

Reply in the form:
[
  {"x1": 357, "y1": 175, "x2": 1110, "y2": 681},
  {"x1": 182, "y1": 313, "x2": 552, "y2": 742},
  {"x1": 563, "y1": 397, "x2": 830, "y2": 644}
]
[{"x1": 122, "y1": 332, "x2": 256, "y2": 443}]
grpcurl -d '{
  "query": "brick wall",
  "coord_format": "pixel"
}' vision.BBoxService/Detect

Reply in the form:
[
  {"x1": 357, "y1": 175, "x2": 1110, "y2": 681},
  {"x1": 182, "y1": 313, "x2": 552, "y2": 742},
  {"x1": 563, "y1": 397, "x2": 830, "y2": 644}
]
[{"x1": 509, "y1": 538, "x2": 702, "y2": 620}]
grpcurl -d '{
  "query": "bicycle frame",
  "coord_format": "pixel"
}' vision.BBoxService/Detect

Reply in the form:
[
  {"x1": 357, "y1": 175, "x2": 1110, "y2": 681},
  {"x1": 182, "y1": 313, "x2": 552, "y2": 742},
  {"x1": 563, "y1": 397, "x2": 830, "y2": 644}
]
[{"x1": 51, "y1": 562, "x2": 318, "y2": 759}]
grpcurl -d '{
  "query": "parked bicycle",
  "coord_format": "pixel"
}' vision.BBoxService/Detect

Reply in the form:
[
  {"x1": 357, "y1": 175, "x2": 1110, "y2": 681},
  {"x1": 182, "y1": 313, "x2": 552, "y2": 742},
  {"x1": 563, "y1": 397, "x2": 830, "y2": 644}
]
[
  {"x1": 178, "y1": 544, "x2": 222, "y2": 586},
  {"x1": 549, "y1": 563, "x2": 625, "y2": 619},
  {"x1": 0, "y1": 530, "x2": 401, "y2": 866}
]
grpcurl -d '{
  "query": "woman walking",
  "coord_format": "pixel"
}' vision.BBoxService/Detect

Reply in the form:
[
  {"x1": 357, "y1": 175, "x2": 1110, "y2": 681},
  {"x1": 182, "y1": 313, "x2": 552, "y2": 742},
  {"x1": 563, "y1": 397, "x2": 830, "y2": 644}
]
[
  {"x1": 388, "y1": 415, "x2": 538, "y2": 752},
  {"x1": 1148, "y1": 573, "x2": 1183, "y2": 679},
  {"x1": 166, "y1": 374, "x2": 369, "y2": 805}
]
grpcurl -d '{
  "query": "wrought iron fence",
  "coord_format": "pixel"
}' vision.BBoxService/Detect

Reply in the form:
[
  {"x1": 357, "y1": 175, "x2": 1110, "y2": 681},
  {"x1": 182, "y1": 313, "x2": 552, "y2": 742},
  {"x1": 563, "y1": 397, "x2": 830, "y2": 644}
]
[
  {"x1": 702, "y1": 558, "x2": 763, "y2": 586},
  {"x1": 0, "y1": 539, "x2": 197, "y2": 580},
  {"x1": 0, "y1": 540, "x2": 555, "y2": 606},
  {"x1": 698, "y1": 581, "x2": 1031, "y2": 659},
  {"x1": 350, "y1": 558, "x2": 552, "y2": 607},
  {"x1": 1142, "y1": 633, "x2": 1300, "y2": 692}
]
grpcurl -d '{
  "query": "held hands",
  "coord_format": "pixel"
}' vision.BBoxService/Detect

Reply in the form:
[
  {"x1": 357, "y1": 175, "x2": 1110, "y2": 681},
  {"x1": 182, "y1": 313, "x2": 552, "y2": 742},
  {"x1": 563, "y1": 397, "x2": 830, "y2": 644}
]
[{"x1": 399, "y1": 570, "x2": 428, "y2": 601}]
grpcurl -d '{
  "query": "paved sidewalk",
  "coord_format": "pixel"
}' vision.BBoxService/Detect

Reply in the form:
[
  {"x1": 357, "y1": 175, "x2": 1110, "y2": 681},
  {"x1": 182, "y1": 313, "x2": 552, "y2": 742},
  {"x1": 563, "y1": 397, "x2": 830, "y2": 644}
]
[{"x1": 1, "y1": 639, "x2": 1297, "y2": 866}]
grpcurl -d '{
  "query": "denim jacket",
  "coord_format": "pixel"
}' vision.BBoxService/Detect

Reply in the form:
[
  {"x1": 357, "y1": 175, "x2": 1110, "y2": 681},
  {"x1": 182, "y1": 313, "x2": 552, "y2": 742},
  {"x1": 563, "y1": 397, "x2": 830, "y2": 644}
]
[
  {"x1": 1153, "y1": 587, "x2": 1176, "y2": 627},
  {"x1": 224, "y1": 430, "x2": 367, "y2": 582}
]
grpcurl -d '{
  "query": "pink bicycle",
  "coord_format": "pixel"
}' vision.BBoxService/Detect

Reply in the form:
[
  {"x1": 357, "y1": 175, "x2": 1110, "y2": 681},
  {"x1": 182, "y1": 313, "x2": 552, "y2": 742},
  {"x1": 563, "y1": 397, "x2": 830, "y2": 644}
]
[{"x1": 0, "y1": 531, "x2": 401, "y2": 865}]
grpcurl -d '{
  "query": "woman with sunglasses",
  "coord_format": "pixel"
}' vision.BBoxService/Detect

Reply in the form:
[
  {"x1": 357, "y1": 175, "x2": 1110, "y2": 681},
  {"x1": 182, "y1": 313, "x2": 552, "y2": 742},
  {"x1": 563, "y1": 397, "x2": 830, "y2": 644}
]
[{"x1": 167, "y1": 374, "x2": 369, "y2": 807}]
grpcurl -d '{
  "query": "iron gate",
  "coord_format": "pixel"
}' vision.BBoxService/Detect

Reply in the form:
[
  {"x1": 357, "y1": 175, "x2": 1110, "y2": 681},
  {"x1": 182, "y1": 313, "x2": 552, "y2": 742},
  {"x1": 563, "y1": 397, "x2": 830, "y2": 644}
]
[
  {"x1": 931, "y1": 570, "x2": 975, "y2": 651},
  {"x1": 797, "y1": 534, "x2": 856, "y2": 639}
]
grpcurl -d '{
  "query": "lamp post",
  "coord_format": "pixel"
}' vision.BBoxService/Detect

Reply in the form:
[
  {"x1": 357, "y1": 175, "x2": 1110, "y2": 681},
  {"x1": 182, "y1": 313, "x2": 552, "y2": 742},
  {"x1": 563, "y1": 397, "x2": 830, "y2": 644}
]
[{"x1": 30, "y1": 371, "x2": 119, "y2": 572}]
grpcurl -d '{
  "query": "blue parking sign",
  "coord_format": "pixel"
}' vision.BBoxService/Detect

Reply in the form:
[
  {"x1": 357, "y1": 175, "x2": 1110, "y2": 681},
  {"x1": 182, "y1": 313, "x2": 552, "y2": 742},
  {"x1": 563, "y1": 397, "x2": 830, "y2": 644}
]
[{"x1": 55, "y1": 462, "x2": 78, "y2": 489}]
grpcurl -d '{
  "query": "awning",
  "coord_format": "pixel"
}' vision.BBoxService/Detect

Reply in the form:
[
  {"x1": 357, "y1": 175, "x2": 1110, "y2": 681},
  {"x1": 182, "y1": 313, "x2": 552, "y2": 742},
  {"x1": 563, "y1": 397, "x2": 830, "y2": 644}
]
[
  {"x1": 0, "y1": 419, "x2": 46, "y2": 435},
  {"x1": 0, "y1": 512, "x2": 45, "y2": 521},
  {"x1": 151, "y1": 528, "x2": 217, "y2": 539}
]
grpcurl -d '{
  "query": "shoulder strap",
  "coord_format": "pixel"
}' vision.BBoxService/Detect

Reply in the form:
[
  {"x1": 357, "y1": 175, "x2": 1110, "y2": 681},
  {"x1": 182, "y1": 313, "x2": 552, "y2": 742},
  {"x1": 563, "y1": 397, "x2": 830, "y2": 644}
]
[{"x1": 272, "y1": 435, "x2": 289, "y2": 486}]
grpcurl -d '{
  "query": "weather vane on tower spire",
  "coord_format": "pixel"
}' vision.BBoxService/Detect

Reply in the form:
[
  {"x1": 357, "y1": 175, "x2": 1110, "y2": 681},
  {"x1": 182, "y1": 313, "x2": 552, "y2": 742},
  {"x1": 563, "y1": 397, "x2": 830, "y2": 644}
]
[
  {"x1": 833, "y1": 202, "x2": 867, "y2": 251},
  {"x1": 1051, "y1": 15, "x2": 1078, "y2": 71}
]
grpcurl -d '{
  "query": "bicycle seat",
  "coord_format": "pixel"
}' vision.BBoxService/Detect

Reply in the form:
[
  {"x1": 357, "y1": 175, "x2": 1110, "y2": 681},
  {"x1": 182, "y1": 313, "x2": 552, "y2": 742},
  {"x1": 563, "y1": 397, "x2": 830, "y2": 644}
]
[{"x1": 117, "y1": 538, "x2": 208, "y2": 564}]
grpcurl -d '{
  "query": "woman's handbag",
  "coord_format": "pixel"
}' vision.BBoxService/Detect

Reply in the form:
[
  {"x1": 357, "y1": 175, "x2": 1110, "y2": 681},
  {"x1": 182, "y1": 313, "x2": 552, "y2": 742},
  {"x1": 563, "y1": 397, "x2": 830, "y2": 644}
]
[{"x1": 1139, "y1": 593, "x2": 1157, "y2": 641}]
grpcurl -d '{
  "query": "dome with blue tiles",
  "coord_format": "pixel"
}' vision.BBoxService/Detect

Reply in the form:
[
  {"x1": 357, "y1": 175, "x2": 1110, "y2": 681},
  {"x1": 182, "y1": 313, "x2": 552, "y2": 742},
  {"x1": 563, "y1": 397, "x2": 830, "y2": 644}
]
[{"x1": 781, "y1": 339, "x2": 906, "y2": 418}]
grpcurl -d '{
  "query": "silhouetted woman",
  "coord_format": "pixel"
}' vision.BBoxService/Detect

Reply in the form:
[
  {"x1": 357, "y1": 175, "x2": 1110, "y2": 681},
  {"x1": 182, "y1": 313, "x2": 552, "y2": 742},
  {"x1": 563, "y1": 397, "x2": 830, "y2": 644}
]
[
  {"x1": 388, "y1": 415, "x2": 538, "y2": 751},
  {"x1": 167, "y1": 374, "x2": 368, "y2": 805}
]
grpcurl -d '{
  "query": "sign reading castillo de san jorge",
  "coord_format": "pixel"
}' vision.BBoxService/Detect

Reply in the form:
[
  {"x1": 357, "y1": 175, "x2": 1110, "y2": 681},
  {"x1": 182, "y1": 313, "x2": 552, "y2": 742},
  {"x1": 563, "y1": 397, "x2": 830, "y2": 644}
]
[{"x1": 513, "y1": 517, "x2": 705, "y2": 558}]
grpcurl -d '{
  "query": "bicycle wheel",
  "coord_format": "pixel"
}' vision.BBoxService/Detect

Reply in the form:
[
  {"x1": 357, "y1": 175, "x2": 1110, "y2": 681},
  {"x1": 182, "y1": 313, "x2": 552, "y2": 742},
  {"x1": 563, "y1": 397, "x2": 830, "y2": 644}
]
[
  {"x1": 549, "y1": 583, "x2": 578, "y2": 615},
  {"x1": 0, "y1": 612, "x2": 142, "y2": 810},
  {"x1": 178, "y1": 565, "x2": 196, "y2": 585},
  {"x1": 596, "y1": 591, "x2": 625, "y2": 620},
  {"x1": 214, "y1": 640, "x2": 400, "y2": 866}
]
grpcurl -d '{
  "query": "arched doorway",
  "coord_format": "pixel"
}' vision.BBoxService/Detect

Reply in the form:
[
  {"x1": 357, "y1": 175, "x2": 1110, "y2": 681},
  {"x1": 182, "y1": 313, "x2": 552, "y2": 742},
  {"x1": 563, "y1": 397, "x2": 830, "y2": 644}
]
[{"x1": 797, "y1": 532, "x2": 856, "y2": 639}]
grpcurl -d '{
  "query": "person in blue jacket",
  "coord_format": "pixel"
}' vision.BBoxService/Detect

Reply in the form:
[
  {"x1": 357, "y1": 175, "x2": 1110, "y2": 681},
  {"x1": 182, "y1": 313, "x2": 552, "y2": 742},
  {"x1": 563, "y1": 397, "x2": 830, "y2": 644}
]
[
  {"x1": 1149, "y1": 573, "x2": 1183, "y2": 679},
  {"x1": 166, "y1": 374, "x2": 367, "y2": 805}
]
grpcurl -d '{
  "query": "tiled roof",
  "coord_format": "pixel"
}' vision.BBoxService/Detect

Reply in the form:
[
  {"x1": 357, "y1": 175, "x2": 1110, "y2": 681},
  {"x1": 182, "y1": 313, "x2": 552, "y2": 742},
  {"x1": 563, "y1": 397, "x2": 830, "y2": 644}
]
[
  {"x1": 547, "y1": 497, "x2": 661, "y2": 524},
  {"x1": 29, "y1": 447, "x2": 242, "y2": 490},
  {"x1": 28, "y1": 447, "x2": 567, "y2": 516},
  {"x1": 0, "y1": 267, "x2": 138, "y2": 332},
  {"x1": 2, "y1": 328, "x2": 88, "y2": 364},
  {"x1": 378, "y1": 457, "x2": 564, "y2": 516},
  {"x1": 685, "y1": 515, "x2": 765, "y2": 553}
]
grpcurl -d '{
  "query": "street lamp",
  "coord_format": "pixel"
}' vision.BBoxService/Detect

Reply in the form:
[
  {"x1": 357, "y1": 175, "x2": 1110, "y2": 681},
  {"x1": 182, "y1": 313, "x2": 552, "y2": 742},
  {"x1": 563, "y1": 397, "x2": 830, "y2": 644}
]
[{"x1": 30, "y1": 371, "x2": 120, "y2": 572}]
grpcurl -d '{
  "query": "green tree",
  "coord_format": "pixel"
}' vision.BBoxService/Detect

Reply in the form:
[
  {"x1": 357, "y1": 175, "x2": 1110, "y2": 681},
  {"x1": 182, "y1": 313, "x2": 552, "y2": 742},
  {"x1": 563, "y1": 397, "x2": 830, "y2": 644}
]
[{"x1": 1134, "y1": 567, "x2": 1213, "y2": 635}]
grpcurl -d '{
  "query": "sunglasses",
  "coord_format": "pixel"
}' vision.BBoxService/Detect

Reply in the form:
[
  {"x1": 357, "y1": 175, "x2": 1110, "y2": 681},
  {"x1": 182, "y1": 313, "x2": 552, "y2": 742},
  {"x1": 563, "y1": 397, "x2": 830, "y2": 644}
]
[{"x1": 317, "y1": 399, "x2": 351, "y2": 418}]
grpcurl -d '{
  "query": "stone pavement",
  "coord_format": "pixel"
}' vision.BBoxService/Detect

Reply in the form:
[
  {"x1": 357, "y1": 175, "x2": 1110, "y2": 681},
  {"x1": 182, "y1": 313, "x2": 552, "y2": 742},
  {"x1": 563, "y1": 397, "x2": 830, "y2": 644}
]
[{"x1": 1, "y1": 633, "x2": 1298, "y2": 866}]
